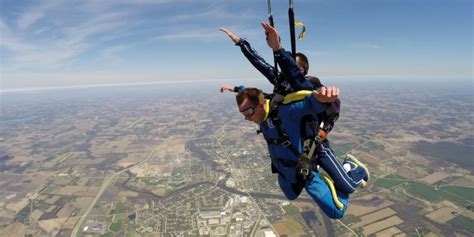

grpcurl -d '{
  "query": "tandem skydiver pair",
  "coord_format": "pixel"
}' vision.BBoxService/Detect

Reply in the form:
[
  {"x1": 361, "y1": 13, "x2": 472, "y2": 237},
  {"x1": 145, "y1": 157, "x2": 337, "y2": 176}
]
[{"x1": 219, "y1": 22, "x2": 370, "y2": 219}]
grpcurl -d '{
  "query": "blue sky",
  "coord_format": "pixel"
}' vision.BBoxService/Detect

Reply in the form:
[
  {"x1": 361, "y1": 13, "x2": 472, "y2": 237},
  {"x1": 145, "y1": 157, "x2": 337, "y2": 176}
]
[{"x1": 0, "y1": 0, "x2": 472, "y2": 90}]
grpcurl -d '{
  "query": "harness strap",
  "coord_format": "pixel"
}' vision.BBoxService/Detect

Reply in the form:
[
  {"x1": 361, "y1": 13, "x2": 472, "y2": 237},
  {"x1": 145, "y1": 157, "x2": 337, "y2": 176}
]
[{"x1": 266, "y1": 92, "x2": 333, "y2": 181}]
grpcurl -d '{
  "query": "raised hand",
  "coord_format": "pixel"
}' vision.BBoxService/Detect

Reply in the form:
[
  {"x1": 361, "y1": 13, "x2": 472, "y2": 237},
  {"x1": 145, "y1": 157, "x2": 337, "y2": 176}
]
[
  {"x1": 219, "y1": 28, "x2": 240, "y2": 44},
  {"x1": 261, "y1": 22, "x2": 281, "y2": 51}
]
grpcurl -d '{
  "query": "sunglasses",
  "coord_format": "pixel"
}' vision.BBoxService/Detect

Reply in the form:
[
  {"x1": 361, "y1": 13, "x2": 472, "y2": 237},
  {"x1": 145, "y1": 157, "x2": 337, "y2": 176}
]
[{"x1": 240, "y1": 106, "x2": 255, "y2": 117}]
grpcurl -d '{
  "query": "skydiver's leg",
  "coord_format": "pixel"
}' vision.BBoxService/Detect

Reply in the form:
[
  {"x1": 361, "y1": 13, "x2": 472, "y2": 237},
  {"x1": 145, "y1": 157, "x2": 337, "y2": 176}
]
[
  {"x1": 277, "y1": 175, "x2": 303, "y2": 200},
  {"x1": 236, "y1": 39, "x2": 277, "y2": 85},
  {"x1": 317, "y1": 141, "x2": 362, "y2": 194},
  {"x1": 305, "y1": 171, "x2": 349, "y2": 219}
]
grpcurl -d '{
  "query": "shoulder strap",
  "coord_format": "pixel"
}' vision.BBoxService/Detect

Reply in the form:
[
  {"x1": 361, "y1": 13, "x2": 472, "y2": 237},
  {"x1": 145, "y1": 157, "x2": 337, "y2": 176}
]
[{"x1": 265, "y1": 94, "x2": 316, "y2": 180}]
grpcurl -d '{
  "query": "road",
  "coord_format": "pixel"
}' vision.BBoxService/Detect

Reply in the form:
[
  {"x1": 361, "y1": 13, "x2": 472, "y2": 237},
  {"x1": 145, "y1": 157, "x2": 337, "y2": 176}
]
[{"x1": 70, "y1": 147, "x2": 157, "y2": 237}]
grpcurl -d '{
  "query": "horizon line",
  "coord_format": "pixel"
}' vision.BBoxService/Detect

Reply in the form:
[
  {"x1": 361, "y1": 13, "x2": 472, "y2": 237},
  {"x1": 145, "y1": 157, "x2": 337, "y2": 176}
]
[{"x1": 1, "y1": 76, "x2": 471, "y2": 93}]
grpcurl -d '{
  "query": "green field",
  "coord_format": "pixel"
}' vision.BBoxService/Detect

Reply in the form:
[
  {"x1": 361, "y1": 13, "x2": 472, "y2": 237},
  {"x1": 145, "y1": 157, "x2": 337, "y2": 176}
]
[
  {"x1": 448, "y1": 215, "x2": 474, "y2": 233},
  {"x1": 282, "y1": 217, "x2": 305, "y2": 234},
  {"x1": 359, "y1": 141, "x2": 385, "y2": 153},
  {"x1": 282, "y1": 204, "x2": 298, "y2": 215},
  {"x1": 101, "y1": 232, "x2": 114, "y2": 237},
  {"x1": 374, "y1": 174, "x2": 409, "y2": 189},
  {"x1": 404, "y1": 182, "x2": 442, "y2": 202},
  {"x1": 404, "y1": 182, "x2": 467, "y2": 206},
  {"x1": 36, "y1": 203, "x2": 51, "y2": 212},
  {"x1": 110, "y1": 219, "x2": 122, "y2": 232},
  {"x1": 440, "y1": 186, "x2": 474, "y2": 202}
]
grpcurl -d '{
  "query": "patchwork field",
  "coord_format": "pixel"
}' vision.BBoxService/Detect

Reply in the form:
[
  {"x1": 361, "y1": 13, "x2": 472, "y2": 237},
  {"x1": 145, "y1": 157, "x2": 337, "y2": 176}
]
[
  {"x1": 362, "y1": 215, "x2": 404, "y2": 235},
  {"x1": 374, "y1": 174, "x2": 409, "y2": 189},
  {"x1": 425, "y1": 207, "x2": 457, "y2": 223},
  {"x1": 352, "y1": 207, "x2": 397, "y2": 228},
  {"x1": 272, "y1": 216, "x2": 305, "y2": 236}
]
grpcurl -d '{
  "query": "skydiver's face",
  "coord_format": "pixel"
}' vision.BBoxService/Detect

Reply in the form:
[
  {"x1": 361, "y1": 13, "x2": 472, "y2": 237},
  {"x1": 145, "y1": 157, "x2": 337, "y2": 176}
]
[
  {"x1": 296, "y1": 56, "x2": 307, "y2": 75},
  {"x1": 238, "y1": 99, "x2": 265, "y2": 124}
]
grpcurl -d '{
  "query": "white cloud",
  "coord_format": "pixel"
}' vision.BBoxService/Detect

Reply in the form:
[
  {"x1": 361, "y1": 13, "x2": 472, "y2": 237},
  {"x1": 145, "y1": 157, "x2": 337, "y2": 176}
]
[
  {"x1": 168, "y1": 5, "x2": 258, "y2": 23},
  {"x1": 1, "y1": 0, "x2": 268, "y2": 89},
  {"x1": 350, "y1": 42, "x2": 382, "y2": 49},
  {"x1": 2, "y1": 2, "x2": 139, "y2": 70},
  {"x1": 156, "y1": 30, "x2": 223, "y2": 41},
  {"x1": 16, "y1": 0, "x2": 62, "y2": 30}
]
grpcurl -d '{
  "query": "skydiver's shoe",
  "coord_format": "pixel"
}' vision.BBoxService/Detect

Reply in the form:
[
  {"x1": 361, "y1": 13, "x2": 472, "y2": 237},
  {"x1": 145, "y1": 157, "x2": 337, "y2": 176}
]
[{"x1": 343, "y1": 154, "x2": 370, "y2": 189}]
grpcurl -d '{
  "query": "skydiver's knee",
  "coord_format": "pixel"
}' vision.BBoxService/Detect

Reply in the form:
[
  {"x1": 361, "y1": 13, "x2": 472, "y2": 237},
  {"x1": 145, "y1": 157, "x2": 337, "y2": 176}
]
[
  {"x1": 278, "y1": 176, "x2": 301, "y2": 200},
  {"x1": 336, "y1": 183, "x2": 356, "y2": 194},
  {"x1": 326, "y1": 209, "x2": 345, "y2": 219},
  {"x1": 280, "y1": 184, "x2": 300, "y2": 200},
  {"x1": 284, "y1": 193, "x2": 299, "y2": 200}
]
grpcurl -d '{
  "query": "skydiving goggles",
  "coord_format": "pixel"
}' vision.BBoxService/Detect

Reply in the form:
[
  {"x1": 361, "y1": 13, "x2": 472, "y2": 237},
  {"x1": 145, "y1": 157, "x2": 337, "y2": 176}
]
[{"x1": 240, "y1": 106, "x2": 255, "y2": 117}]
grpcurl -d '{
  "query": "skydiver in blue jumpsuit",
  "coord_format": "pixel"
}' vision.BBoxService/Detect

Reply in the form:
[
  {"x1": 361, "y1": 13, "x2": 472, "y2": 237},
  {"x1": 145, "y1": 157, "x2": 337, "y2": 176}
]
[{"x1": 220, "y1": 24, "x2": 369, "y2": 200}]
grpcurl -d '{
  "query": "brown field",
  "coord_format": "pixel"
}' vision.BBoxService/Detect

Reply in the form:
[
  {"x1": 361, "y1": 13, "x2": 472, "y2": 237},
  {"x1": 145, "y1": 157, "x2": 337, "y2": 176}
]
[
  {"x1": 0, "y1": 209, "x2": 12, "y2": 219},
  {"x1": 119, "y1": 191, "x2": 139, "y2": 197},
  {"x1": 5, "y1": 197, "x2": 29, "y2": 213},
  {"x1": 347, "y1": 194, "x2": 394, "y2": 217},
  {"x1": 89, "y1": 134, "x2": 140, "y2": 156},
  {"x1": 272, "y1": 216, "x2": 305, "y2": 236},
  {"x1": 130, "y1": 165, "x2": 148, "y2": 177},
  {"x1": 272, "y1": 223, "x2": 288, "y2": 236},
  {"x1": 394, "y1": 233, "x2": 408, "y2": 237},
  {"x1": 38, "y1": 217, "x2": 68, "y2": 235},
  {"x1": 396, "y1": 166, "x2": 423, "y2": 180},
  {"x1": 425, "y1": 207, "x2": 457, "y2": 223},
  {"x1": 424, "y1": 232, "x2": 442, "y2": 237},
  {"x1": 155, "y1": 139, "x2": 186, "y2": 158},
  {"x1": 352, "y1": 151, "x2": 380, "y2": 164},
  {"x1": 352, "y1": 152, "x2": 385, "y2": 176},
  {"x1": 420, "y1": 172, "x2": 450, "y2": 184},
  {"x1": 57, "y1": 197, "x2": 92, "y2": 218},
  {"x1": 375, "y1": 226, "x2": 402, "y2": 237},
  {"x1": 0, "y1": 223, "x2": 28, "y2": 236},
  {"x1": 44, "y1": 195, "x2": 61, "y2": 205},
  {"x1": 73, "y1": 197, "x2": 93, "y2": 210},
  {"x1": 151, "y1": 188, "x2": 167, "y2": 197},
  {"x1": 449, "y1": 176, "x2": 474, "y2": 188},
  {"x1": 118, "y1": 151, "x2": 152, "y2": 164},
  {"x1": 57, "y1": 203, "x2": 75, "y2": 218},
  {"x1": 52, "y1": 185, "x2": 99, "y2": 197},
  {"x1": 63, "y1": 216, "x2": 80, "y2": 229},
  {"x1": 31, "y1": 209, "x2": 44, "y2": 221},
  {"x1": 352, "y1": 207, "x2": 397, "y2": 228},
  {"x1": 362, "y1": 215, "x2": 404, "y2": 235},
  {"x1": 46, "y1": 205, "x2": 56, "y2": 213},
  {"x1": 460, "y1": 210, "x2": 474, "y2": 219},
  {"x1": 118, "y1": 162, "x2": 137, "y2": 168}
]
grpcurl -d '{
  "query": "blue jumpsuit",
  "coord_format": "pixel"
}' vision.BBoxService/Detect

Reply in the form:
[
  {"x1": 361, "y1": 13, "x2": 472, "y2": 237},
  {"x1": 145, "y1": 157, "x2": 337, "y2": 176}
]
[
  {"x1": 259, "y1": 95, "x2": 348, "y2": 219},
  {"x1": 235, "y1": 39, "x2": 364, "y2": 196}
]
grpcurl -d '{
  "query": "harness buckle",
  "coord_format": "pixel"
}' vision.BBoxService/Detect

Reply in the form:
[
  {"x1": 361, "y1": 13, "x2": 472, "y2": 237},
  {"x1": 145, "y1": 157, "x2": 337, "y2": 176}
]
[
  {"x1": 282, "y1": 140, "x2": 291, "y2": 147},
  {"x1": 299, "y1": 168, "x2": 311, "y2": 177}
]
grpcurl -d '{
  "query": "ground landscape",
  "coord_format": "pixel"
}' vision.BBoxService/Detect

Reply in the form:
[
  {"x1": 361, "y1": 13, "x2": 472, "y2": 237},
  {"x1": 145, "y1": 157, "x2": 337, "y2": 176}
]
[{"x1": 0, "y1": 79, "x2": 473, "y2": 236}]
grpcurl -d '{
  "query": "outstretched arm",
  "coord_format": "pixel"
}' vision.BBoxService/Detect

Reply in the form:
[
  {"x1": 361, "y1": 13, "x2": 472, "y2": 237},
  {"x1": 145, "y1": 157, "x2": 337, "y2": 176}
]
[
  {"x1": 294, "y1": 86, "x2": 340, "y2": 116},
  {"x1": 219, "y1": 27, "x2": 277, "y2": 85},
  {"x1": 220, "y1": 84, "x2": 244, "y2": 93},
  {"x1": 261, "y1": 22, "x2": 313, "y2": 91}
]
